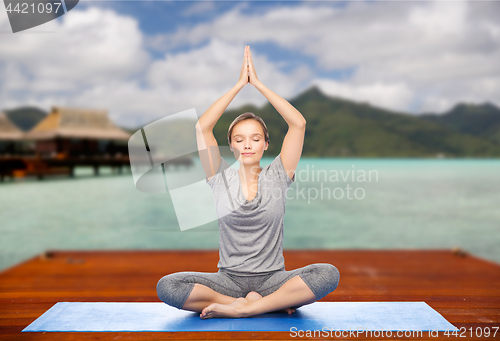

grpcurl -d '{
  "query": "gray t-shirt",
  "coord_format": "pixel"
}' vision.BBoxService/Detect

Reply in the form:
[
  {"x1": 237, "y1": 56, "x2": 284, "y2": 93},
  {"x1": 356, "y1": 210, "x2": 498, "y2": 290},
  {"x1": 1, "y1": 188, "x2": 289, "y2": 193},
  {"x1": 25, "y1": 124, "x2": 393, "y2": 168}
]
[{"x1": 206, "y1": 153, "x2": 295, "y2": 275}]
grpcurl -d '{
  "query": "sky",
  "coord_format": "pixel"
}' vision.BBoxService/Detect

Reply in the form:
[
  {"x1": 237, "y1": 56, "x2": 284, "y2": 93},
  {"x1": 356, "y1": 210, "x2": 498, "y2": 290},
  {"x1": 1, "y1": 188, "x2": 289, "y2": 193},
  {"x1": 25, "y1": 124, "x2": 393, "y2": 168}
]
[{"x1": 0, "y1": 0, "x2": 499, "y2": 129}]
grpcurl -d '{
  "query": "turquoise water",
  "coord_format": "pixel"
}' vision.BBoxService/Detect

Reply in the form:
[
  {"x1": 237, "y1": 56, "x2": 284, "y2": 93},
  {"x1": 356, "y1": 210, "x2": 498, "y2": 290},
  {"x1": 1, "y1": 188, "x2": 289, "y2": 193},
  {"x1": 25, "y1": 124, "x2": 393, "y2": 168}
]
[{"x1": 1, "y1": 157, "x2": 499, "y2": 272}]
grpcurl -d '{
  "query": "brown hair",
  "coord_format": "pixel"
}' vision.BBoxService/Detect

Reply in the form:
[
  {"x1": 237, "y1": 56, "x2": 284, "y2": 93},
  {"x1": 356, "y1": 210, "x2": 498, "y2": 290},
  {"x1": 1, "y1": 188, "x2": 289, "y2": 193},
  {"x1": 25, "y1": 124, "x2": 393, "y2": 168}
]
[{"x1": 227, "y1": 112, "x2": 270, "y2": 147}]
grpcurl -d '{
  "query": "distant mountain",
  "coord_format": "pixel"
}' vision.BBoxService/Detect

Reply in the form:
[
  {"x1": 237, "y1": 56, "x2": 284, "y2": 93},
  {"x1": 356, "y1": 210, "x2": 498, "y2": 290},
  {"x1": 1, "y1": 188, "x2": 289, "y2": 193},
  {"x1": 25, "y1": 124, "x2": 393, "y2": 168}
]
[
  {"x1": 215, "y1": 85, "x2": 500, "y2": 157},
  {"x1": 4, "y1": 88, "x2": 500, "y2": 157},
  {"x1": 419, "y1": 102, "x2": 500, "y2": 145},
  {"x1": 3, "y1": 106, "x2": 47, "y2": 131}
]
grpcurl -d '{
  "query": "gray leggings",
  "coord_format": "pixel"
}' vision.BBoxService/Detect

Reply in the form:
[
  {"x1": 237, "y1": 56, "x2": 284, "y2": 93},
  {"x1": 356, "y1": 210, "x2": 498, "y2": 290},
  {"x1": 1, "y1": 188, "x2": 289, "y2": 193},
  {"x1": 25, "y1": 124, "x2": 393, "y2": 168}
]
[{"x1": 156, "y1": 263, "x2": 340, "y2": 310}]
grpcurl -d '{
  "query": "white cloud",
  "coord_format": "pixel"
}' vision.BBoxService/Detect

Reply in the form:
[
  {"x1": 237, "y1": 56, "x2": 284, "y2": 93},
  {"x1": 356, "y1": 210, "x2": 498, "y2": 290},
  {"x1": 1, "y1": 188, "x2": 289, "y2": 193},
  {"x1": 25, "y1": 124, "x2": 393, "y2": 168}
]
[
  {"x1": 314, "y1": 78, "x2": 414, "y2": 113},
  {"x1": 1, "y1": 0, "x2": 499, "y2": 128},
  {"x1": 0, "y1": 6, "x2": 149, "y2": 111},
  {"x1": 90, "y1": 38, "x2": 312, "y2": 127},
  {"x1": 408, "y1": 1, "x2": 467, "y2": 38},
  {"x1": 181, "y1": 1, "x2": 218, "y2": 17},
  {"x1": 0, "y1": 4, "x2": 313, "y2": 128},
  {"x1": 1, "y1": 7, "x2": 149, "y2": 84},
  {"x1": 147, "y1": 0, "x2": 500, "y2": 114},
  {"x1": 147, "y1": 38, "x2": 310, "y2": 93}
]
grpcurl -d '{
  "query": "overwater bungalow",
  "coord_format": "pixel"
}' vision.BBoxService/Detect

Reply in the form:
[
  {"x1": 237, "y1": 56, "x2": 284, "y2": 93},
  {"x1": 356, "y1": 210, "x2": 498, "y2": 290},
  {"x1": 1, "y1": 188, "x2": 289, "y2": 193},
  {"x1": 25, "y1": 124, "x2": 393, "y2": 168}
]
[
  {"x1": 22, "y1": 105, "x2": 131, "y2": 158},
  {"x1": 0, "y1": 111, "x2": 29, "y2": 155}
]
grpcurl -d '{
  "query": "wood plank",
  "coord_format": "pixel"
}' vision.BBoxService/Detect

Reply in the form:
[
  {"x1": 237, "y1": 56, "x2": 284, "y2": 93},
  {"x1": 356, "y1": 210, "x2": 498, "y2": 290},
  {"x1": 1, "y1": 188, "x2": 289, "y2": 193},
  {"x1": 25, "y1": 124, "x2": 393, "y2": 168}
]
[{"x1": 0, "y1": 249, "x2": 499, "y2": 340}]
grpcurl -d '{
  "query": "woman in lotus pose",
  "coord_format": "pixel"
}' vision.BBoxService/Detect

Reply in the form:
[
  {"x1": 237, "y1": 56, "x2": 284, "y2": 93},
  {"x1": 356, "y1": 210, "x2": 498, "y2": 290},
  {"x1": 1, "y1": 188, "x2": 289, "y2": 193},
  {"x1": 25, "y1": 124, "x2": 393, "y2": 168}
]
[{"x1": 157, "y1": 45, "x2": 340, "y2": 319}]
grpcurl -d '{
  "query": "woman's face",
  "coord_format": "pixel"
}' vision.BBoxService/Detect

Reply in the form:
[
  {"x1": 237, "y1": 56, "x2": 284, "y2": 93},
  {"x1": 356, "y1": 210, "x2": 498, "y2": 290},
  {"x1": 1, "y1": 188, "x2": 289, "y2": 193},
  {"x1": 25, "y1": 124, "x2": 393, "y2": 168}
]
[{"x1": 230, "y1": 119, "x2": 268, "y2": 163}]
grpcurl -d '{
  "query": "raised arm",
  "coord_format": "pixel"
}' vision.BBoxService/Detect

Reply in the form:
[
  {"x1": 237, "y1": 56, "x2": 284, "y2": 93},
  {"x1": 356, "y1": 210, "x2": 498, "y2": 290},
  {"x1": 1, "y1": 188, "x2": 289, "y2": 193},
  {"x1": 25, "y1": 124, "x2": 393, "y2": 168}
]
[
  {"x1": 247, "y1": 46, "x2": 306, "y2": 181},
  {"x1": 196, "y1": 46, "x2": 250, "y2": 181}
]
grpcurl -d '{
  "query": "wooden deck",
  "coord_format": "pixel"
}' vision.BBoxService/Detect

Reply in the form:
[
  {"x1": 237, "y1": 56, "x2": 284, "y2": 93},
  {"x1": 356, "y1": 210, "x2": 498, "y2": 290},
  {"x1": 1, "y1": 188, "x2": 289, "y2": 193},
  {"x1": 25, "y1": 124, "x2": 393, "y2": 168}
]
[{"x1": 0, "y1": 249, "x2": 499, "y2": 340}]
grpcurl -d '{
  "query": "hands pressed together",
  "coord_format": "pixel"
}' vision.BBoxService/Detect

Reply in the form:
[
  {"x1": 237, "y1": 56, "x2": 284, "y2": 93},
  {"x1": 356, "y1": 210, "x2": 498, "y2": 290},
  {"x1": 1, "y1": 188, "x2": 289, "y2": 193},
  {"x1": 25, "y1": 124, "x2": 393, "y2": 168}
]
[{"x1": 238, "y1": 45, "x2": 261, "y2": 88}]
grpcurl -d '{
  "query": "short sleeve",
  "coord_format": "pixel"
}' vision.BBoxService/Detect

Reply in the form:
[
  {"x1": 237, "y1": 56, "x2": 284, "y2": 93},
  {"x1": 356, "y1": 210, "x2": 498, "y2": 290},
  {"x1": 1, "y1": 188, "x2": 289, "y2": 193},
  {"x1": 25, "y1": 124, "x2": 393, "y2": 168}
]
[
  {"x1": 206, "y1": 156, "x2": 231, "y2": 188},
  {"x1": 267, "y1": 153, "x2": 295, "y2": 189}
]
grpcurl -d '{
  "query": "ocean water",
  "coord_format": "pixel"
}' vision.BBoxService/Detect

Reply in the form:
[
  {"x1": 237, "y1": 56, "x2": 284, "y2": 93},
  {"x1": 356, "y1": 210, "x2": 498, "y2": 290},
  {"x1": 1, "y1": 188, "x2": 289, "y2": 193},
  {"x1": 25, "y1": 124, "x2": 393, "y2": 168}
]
[{"x1": 1, "y1": 157, "x2": 499, "y2": 272}]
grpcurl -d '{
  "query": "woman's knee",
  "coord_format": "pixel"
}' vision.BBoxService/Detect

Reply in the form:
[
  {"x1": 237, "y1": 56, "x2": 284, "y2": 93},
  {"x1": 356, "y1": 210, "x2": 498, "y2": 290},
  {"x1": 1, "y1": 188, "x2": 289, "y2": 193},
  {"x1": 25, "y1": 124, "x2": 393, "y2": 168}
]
[
  {"x1": 156, "y1": 274, "x2": 176, "y2": 305},
  {"x1": 318, "y1": 263, "x2": 340, "y2": 292},
  {"x1": 156, "y1": 273, "x2": 194, "y2": 309},
  {"x1": 300, "y1": 263, "x2": 340, "y2": 300}
]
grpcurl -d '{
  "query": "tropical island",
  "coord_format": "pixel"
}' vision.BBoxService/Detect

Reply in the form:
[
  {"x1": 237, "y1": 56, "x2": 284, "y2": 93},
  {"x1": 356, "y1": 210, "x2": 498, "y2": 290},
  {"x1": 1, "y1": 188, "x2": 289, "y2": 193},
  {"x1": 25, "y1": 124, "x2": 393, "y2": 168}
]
[{"x1": 3, "y1": 86, "x2": 500, "y2": 158}]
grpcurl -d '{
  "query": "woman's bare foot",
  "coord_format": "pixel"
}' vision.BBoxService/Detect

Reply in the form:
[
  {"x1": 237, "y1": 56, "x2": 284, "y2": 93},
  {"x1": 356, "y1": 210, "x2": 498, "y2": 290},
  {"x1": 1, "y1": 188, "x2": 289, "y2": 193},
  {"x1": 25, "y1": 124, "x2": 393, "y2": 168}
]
[
  {"x1": 199, "y1": 291, "x2": 295, "y2": 319},
  {"x1": 200, "y1": 297, "x2": 249, "y2": 319}
]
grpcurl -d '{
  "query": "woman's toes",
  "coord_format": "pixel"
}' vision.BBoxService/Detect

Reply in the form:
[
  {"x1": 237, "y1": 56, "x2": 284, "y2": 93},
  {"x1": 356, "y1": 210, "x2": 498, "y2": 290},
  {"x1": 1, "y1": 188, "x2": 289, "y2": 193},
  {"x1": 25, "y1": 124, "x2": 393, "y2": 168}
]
[
  {"x1": 200, "y1": 303, "x2": 215, "y2": 318},
  {"x1": 200, "y1": 299, "x2": 248, "y2": 319}
]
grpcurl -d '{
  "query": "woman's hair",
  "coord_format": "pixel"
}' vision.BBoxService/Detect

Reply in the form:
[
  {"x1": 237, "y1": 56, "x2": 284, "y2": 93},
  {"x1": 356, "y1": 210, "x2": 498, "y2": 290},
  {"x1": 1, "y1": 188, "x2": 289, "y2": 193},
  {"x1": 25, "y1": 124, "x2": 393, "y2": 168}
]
[{"x1": 227, "y1": 112, "x2": 270, "y2": 147}]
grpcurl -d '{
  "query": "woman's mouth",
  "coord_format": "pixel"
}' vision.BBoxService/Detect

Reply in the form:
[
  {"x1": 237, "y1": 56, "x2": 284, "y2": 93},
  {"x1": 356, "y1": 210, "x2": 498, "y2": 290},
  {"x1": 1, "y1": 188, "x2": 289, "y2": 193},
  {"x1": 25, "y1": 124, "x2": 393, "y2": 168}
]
[{"x1": 242, "y1": 153, "x2": 254, "y2": 156}]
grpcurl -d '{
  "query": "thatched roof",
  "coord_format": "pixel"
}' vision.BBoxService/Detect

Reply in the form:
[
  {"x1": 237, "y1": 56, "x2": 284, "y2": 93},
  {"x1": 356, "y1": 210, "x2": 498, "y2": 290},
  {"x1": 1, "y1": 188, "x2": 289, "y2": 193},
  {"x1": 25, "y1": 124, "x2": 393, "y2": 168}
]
[
  {"x1": 0, "y1": 112, "x2": 24, "y2": 140},
  {"x1": 24, "y1": 106, "x2": 131, "y2": 140}
]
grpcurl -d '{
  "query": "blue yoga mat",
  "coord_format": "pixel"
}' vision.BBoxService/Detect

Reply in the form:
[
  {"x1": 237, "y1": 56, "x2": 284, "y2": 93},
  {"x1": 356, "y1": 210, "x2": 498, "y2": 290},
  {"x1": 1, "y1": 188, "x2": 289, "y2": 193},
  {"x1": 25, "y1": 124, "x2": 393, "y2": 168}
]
[{"x1": 23, "y1": 302, "x2": 458, "y2": 333}]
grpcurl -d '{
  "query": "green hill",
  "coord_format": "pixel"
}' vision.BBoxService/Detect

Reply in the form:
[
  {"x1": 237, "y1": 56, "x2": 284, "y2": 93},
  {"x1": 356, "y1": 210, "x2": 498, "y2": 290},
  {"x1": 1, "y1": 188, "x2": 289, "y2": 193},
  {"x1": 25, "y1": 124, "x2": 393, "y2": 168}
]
[
  {"x1": 4, "y1": 87, "x2": 500, "y2": 157},
  {"x1": 419, "y1": 102, "x2": 500, "y2": 145},
  {"x1": 214, "y1": 86, "x2": 500, "y2": 157}
]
